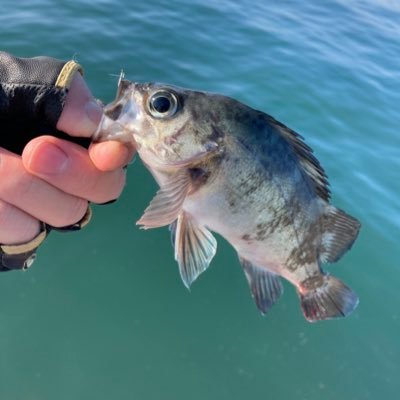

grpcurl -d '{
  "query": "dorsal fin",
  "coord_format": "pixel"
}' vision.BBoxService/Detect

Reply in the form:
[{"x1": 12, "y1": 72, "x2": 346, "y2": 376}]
[
  {"x1": 266, "y1": 115, "x2": 331, "y2": 201},
  {"x1": 319, "y1": 206, "x2": 361, "y2": 264}
]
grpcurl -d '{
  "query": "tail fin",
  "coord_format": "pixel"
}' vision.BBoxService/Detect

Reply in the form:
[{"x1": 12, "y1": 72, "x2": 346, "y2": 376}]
[
  {"x1": 319, "y1": 206, "x2": 361, "y2": 264},
  {"x1": 298, "y1": 274, "x2": 359, "y2": 322}
]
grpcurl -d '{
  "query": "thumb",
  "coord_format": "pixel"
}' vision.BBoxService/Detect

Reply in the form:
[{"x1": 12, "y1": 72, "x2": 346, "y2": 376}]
[{"x1": 56, "y1": 72, "x2": 103, "y2": 138}]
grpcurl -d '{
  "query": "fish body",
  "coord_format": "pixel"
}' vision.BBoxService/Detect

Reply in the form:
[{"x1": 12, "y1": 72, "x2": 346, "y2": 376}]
[{"x1": 94, "y1": 80, "x2": 360, "y2": 322}]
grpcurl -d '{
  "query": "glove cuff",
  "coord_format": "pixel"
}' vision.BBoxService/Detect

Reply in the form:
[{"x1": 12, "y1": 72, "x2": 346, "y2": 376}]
[
  {"x1": 0, "y1": 223, "x2": 49, "y2": 271},
  {"x1": 48, "y1": 206, "x2": 92, "y2": 232},
  {"x1": 55, "y1": 60, "x2": 83, "y2": 89},
  {"x1": 0, "y1": 206, "x2": 92, "y2": 272}
]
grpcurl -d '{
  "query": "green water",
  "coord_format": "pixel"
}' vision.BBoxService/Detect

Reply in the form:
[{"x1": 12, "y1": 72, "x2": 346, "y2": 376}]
[{"x1": 1, "y1": 1, "x2": 399, "y2": 399}]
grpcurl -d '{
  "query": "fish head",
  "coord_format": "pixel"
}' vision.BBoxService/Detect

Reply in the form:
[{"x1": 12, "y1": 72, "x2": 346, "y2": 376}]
[{"x1": 94, "y1": 79, "x2": 222, "y2": 169}]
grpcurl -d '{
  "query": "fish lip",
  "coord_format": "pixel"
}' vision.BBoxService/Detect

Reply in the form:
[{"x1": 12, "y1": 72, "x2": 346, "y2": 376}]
[
  {"x1": 92, "y1": 86, "x2": 140, "y2": 143},
  {"x1": 103, "y1": 80, "x2": 137, "y2": 120}
]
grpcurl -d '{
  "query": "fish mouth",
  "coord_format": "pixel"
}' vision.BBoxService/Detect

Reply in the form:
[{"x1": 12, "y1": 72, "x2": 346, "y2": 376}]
[{"x1": 92, "y1": 80, "x2": 141, "y2": 144}]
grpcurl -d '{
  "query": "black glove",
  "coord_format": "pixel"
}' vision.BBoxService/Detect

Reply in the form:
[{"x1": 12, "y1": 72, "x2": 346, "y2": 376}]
[
  {"x1": 0, "y1": 51, "x2": 91, "y2": 154},
  {"x1": 0, "y1": 52, "x2": 92, "y2": 271}
]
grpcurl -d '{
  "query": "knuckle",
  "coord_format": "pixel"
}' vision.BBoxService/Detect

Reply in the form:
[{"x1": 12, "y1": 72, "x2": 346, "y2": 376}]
[
  {"x1": 16, "y1": 175, "x2": 39, "y2": 199},
  {"x1": 0, "y1": 159, "x2": 40, "y2": 201},
  {"x1": 0, "y1": 201, "x2": 12, "y2": 226},
  {"x1": 48, "y1": 198, "x2": 88, "y2": 228},
  {"x1": 0, "y1": 200, "x2": 40, "y2": 245}
]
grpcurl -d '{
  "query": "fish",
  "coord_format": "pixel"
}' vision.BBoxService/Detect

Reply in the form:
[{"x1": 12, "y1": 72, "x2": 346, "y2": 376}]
[{"x1": 93, "y1": 79, "x2": 361, "y2": 322}]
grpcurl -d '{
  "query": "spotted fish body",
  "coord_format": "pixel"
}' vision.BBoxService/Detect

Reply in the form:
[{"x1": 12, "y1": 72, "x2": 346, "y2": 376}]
[{"x1": 94, "y1": 80, "x2": 361, "y2": 322}]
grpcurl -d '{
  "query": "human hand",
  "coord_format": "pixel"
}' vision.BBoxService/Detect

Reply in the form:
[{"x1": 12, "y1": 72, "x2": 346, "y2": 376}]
[{"x1": 0, "y1": 61, "x2": 134, "y2": 268}]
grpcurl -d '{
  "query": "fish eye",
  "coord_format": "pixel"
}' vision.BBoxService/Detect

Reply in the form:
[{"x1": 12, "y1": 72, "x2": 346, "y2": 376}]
[{"x1": 147, "y1": 90, "x2": 179, "y2": 119}]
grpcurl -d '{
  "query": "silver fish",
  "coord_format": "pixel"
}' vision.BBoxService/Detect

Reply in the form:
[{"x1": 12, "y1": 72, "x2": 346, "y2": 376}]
[{"x1": 94, "y1": 79, "x2": 361, "y2": 322}]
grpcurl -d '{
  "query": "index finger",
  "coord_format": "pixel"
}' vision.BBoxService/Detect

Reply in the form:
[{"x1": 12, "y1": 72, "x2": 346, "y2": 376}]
[
  {"x1": 88, "y1": 141, "x2": 136, "y2": 172},
  {"x1": 56, "y1": 73, "x2": 103, "y2": 138}
]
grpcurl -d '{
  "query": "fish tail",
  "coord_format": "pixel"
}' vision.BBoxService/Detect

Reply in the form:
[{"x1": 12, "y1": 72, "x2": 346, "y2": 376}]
[{"x1": 298, "y1": 274, "x2": 359, "y2": 322}]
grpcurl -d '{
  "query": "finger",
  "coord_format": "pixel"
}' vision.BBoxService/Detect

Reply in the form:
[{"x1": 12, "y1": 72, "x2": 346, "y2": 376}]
[
  {"x1": 0, "y1": 148, "x2": 88, "y2": 228},
  {"x1": 22, "y1": 136, "x2": 126, "y2": 204},
  {"x1": 56, "y1": 73, "x2": 103, "y2": 137},
  {"x1": 0, "y1": 199, "x2": 41, "y2": 245},
  {"x1": 89, "y1": 141, "x2": 136, "y2": 172}
]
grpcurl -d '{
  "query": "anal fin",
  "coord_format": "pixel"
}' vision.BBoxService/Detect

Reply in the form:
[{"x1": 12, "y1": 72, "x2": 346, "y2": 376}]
[
  {"x1": 319, "y1": 206, "x2": 361, "y2": 264},
  {"x1": 240, "y1": 258, "x2": 283, "y2": 315},
  {"x1": 171, "y1": 212, "x2": 217, "y2": 289}
]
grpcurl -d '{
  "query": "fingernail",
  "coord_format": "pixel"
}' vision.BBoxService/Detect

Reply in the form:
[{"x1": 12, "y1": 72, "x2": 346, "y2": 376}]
[
  {"x1": 128, "y1": 153, "x2": 137, "y2": 165},
  {"x1": 97, "y1": 199, "x2": 118, "y2": 205},
  {"x1": 84, "y1": 100, "x2": 104, "y2": 134},
  {"x1": 30, "y1": 142, "x2": 69, "y2": 174}
]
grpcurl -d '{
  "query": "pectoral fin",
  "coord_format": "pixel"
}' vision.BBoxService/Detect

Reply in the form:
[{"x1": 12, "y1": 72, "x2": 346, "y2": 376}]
[
  {"x1": 240, "y1": 258, "x2": 283, "y2": 315},
  {"x1": 170, "y1": 212, "x2": 217, "y2": 288},
  {"x1": 136, "y1": 170, "x2": 190, "y2": 229}
]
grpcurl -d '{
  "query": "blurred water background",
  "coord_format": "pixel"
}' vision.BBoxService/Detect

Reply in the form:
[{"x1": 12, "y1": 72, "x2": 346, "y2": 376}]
[{"x1": 0, "y1": 0, "x2": 399, "y2": 399}]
